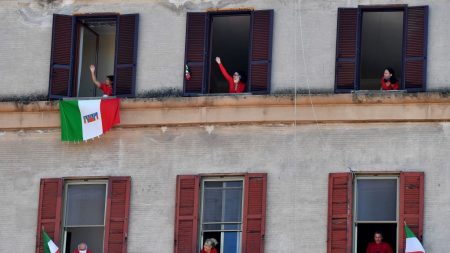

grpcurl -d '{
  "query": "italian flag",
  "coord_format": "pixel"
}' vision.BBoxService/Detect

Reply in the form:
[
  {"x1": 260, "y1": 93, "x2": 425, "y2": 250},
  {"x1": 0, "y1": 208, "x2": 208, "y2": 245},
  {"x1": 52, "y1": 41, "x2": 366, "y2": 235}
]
[
  {"x1": 405, "y1": 224, "x2": 425, "y2": 253},
  {"x1": 42, "y1": 230, "x2": 60, "y2": 253},
  {"x1": 59, "y1": 98, "x2": 120, "y2": 142}
]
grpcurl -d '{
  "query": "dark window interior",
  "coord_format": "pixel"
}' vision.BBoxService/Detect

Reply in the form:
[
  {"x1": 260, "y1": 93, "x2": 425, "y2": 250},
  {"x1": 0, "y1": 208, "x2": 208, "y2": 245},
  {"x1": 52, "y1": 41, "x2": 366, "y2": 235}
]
[
  {"x1": 360, "y1": 11, "x2": 403, "y2": 90},
  {"x1": 357, "y1": 223, "x2": 397, "y2": 253},
  {"x1": 208, "y1": 14, "x2": 250, "y2": 93},
  {"x1": 203, "y1": 232, "x2": 221, "y2": 253}
]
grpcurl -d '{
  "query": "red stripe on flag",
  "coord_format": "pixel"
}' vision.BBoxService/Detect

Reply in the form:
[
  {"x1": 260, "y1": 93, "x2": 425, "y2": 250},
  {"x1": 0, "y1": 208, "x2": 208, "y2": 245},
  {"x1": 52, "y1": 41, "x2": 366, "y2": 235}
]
[{"x1": 100, "y1": 98, "x2": 121, "y2": 133}]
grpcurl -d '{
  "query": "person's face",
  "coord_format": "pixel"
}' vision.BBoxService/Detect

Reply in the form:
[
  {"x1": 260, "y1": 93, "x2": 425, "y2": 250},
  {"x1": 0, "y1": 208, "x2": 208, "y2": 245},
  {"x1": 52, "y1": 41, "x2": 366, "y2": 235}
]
[
  {"x1": 105, "y1": 78, "x2": 112, "y2": 85},
  {"x1": 374, "y1": 233, "x2": 383, "y2": 244},
  {"x1": 203, "y1": 242, "x2": 212, "y2": 252},
  {"x1": 78, "y1": 243, "x2": 87, "y2": 252},
  {"x1": 383, "y1": 70, "x2": 392, "y2": 80},
  {"x1": 233, "y1": 72, "x2": 241, "y2": 83}
]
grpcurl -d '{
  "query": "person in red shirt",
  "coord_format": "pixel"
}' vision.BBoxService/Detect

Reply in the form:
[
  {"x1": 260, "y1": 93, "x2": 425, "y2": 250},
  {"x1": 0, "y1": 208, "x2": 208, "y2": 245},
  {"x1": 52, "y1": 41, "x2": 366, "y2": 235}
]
[
  {"x1": 215, "y1": 57, "x2": 246, "y2": 93},
  {"x1": 366, "y1": 232, "x2": 393, "y2": 253},
  {"x1": 200, "y1": 238, "x2": 218, "y2": 253},
  {"x1": 381, "y1": 67, "x2": 399, "y2": 90},
  {"x1": 72, "y1": 242, "x2": 93, "y2": 253},
  {"x1": 89, "y1": 64, "x2": 113, "y2": 96}
]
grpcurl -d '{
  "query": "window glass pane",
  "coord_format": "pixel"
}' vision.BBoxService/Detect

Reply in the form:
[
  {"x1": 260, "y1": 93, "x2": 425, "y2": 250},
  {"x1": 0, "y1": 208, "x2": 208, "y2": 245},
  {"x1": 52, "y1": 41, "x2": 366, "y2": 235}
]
[
  {"x1": 223, "y1": 232, "x2": 241, "y2": 253},
  {"x1": 203, "y1": 224, "x2": 222, "y2": 231},
  {"x1": 224, "y1": 181, "x2": 242, "y2": 188},
  {"x1": 205, "y1": 181, "x2": 223, "y2": 188},
  {"x1": 203, "y1": 188, "x2": 222, "y2": 222},
  {"x1": 357, "y1": 179, "x2": 397, "y2": 221},
  {"x1": 223, "y1": 224, "x2": 241, "y2": 230},
  {"x1": 224, "y1": 188, "x2": 243, "y2": 222},
  {"x1": 65, "y1": 184, "x2": 106, "y2": 226}
]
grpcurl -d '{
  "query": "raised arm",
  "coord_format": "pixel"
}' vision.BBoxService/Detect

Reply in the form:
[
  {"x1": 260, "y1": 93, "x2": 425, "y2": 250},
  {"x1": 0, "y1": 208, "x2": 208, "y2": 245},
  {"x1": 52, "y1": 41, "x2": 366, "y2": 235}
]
[
  {"x1": 89, "y1": 65, "x2": 101, "y2": 88},
  {"x1": 215, "y1": 57, "x2": 233, "y2": 82}
]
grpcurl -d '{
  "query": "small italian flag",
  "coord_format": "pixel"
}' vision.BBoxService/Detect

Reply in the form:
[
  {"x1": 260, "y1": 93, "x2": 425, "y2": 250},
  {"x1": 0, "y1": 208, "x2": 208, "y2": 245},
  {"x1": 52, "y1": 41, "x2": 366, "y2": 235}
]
[
  {"x1": 405, "y1": 224, "x2": 425, "y2": 253},
  {"x1": 42, "y1": 230, "x2": 60, "y2": 253},
  {"x1": 59, "y1": 98, "x2": 120, "y2": 142}
]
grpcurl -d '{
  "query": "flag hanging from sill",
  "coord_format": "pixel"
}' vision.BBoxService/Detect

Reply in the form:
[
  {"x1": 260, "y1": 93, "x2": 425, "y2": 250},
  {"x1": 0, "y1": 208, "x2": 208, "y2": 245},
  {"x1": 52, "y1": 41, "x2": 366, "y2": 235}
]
[
  {"x1": 405, "y1": 223, "x2": 425, "y2": 253},
  {"x1": 42, "y1": 230, "x2": 60, "y2": 253},
  {"x1": 59, "y1": 98, "x2": 120, "y2": 142}
]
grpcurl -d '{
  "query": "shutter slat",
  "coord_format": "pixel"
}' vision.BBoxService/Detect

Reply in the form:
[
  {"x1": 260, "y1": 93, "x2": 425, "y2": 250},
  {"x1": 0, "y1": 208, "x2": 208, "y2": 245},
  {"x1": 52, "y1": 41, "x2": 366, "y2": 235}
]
[
  {"x1": 249, "y1": 10, "x2": 273, "y2": 94},
  {"x1": 335, "y1": 8, "x2": 358, "y2": 92},
  {"x1": 242, "y1": 173, "x2": 267, "y2": 253},
  {"x1": 327, "y1": 173, "x2": 352, "y2": 253},
  {"x1": 184, "y1": 13, "x2": 207, "y2": 94}
]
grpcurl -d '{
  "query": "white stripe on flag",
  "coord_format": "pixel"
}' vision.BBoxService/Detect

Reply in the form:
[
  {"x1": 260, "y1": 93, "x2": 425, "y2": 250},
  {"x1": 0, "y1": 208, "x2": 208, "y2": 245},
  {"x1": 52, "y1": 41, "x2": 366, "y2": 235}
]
[
  {"x1": 406, "y1": 237, "x2": 425, "y2": 253},
  {"x1": 79, "y1": 99, "x2": 103, "y2": 141},
  {"x1": 47, "y1": 240, "x2": 59, "y2": 253}
]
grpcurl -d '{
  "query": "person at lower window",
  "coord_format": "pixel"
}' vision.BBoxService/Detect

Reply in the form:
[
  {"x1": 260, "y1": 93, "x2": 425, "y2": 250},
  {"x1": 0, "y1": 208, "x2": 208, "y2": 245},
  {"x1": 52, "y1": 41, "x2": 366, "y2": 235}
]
[
  {"x1": 215, "y1": 57, "x2": 246, "y2": 93},
  {"x1": 366, "y1": 231, "x2": 393, "y2": 253},
  {"x1": 89, "y1": 64, "x2": 113, "y2": 97},
  {"x1": 72, "y1": 242, "x2": 93, "y2": 253},
  {"x1": 381, "y1": 67, "x2": 399, "y2": 90},
  {"x1": 200, "y1": 238, "x2": 218, "y2": 253}
]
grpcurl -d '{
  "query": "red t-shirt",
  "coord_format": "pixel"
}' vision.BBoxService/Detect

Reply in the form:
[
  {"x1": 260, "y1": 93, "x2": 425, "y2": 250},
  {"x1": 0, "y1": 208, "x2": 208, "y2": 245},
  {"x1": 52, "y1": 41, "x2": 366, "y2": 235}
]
[
  {"x1": 381, "y1": 77, "x2": 399, "y2": 90},
  {"x1": 99, "y1": 83, "x2": 113, "y2": 96},
  {"x1": 200, "y1": 248, "x2": 218, "y2": 253},
  {"x1": 218, "y1": 63, "x2": 246, "y2": 93},
  {"x1": 72, "y1": 250, "x2": 93, "y2": 253},
  {"x1": 366, "y1": 242, "x2": 393, "y2": 253}
]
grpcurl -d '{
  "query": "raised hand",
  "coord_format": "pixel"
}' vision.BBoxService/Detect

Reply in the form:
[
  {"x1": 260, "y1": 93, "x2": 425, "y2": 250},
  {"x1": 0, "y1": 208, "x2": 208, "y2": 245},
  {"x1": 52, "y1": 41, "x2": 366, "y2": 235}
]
[
  {"x1": 215, "y1": 57, "x2": 221, "y2": 64},
  {"x1": 90, "y1": 64, "x2": 96, "y2": 73}
]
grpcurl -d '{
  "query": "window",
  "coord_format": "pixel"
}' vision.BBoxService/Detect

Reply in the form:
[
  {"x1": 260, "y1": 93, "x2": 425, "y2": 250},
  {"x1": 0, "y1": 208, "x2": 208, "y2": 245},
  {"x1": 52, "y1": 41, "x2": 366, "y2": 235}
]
[
  {"x1": 174, "y1": 173, "x2": 266, "y2": 253},
  {"x1": 35, "y1": 177, "x2": 131, "y2": 253},
  {"x1": 327, "y1": 172, "x2": 424, "y2": 253},
  {"x1": 334, "y1": 5, "x2": 428, "y2": 92},
  {"x1": 183, "y1": 10, "x2": 273, "y2": 95},
  {"x1": 48, "y1": 14, "x2": 139, "y2": 99}
]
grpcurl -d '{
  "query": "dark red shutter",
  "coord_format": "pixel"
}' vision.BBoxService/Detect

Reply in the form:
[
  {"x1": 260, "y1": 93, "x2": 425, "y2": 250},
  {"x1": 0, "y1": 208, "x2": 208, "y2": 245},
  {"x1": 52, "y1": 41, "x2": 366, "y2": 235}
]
[
  {"x1": 327, "y1": 173, "x2": 353, "y2": 253},
  {"x1": 48, "y1": 14, "x2": 75, "y2": 99},
  {"x1": 399, "y1": 172, "x2": 424, "y2": 253},
  {"x1": 183, "y1": 13, "x2": 208, "y2": 95},
  {"x1": 115, "y1": 14, "x2": 139, "y2": 97},
  {"x1": 174, "y1": 175, "x2": 200, "y2": 253},
  {"x1": 335, "y1": 8, "x2": 359, "y2": 93},
  {"x1": 403, "y1": 6, "x2": 428, "y2": 92},
  {"x1": 248, "y1": 10, "x2": 273, "y2": 94},
  {"x1": 104, "y1": 176, "x2": 131, "y2": 253},
  {"x1": 242, "y1": 173, "x2": 267, "y2": 253},
  {"x1": 35, "y1": 178, "x2": 63, "y2": 253}
]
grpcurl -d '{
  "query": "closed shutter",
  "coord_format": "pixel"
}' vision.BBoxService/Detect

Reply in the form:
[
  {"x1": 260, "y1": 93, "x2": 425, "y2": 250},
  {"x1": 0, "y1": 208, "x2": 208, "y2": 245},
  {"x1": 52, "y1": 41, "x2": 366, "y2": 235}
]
[
  {"x1": 327, "y1": 173, "x2": 353, "y2": 253},
  {"x1": 399, "y1": 172, "x2": 424, "y2": 253},
  {"x1": 183, "y1": 13, "x2": 208, "y2": 95},
  {"x1": 174, "y1": 175, "x2": 200, "y2": 253},
  {"x1": 35, "y1": 178, "x2": 63, "y2": 253},
  {"x1": 48, "y1": 14, "x2": 75, "y2": 99},
  {"x1": 242, "y1": 173, "x2": 267, "y2": 253},
  {"x1": 104, "y1": 177, "x2": 131, "y2": 253},
  {"x1": 248, "y1": 10, "x2": 274, "y2": 94},
  {"x1": 115, "y1": 14, "x2": 139, "y2": 97},
  {"x1": 403, "y1": 6, "x2": 428, "y2": 92},
  {"x1": 334, "y1": 8, "x2": 359, "y2": 93}
]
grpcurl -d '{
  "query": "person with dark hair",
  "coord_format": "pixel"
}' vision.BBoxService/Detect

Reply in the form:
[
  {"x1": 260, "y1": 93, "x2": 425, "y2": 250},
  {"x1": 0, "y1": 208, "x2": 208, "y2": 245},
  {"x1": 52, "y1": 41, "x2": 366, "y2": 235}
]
[
  {"x1": 381, "y1": 67, "x2": 399, "y2": 90},
  {"x1": 200, "y1": 238, "x2": 218, "y2": 253},
  {"x1": 215, "y1": 57, "x2": 246, "y2": 93},
  {"x1": 366, "y1": 232, "x2": 393, "y2": 253},
  {"x1": 89, "y1": 64, "x2": 114, "y2": 97}
]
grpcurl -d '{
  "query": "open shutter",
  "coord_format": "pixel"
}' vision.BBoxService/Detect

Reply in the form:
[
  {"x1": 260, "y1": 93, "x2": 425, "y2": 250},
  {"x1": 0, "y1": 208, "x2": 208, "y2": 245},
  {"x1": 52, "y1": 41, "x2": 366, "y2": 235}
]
[
  {"x1": 183, "y1": 13, "x2": 208, "y2": 95},
  {"x1": 242, "y1": 173, "x2": 267, "y2": 253},
  {"x1": 327, "y1": 173, "x2": 353, "y2": 253},
  {"x1": 399, "y1": 172, "x2": 424, "y2": 253},
  {"x1": 104, "y1": 176, "x2": 131, "y2": 253},
  {"x1": 115, "y1": 14, "x2": 139, "y2": 97},
  {"x1": 35, "y1": 178, "x2": 63, "y2": 253},
  {"x1": 403, "y1": 6, "x2": 428, "y2": 92},
  {"x1": 174, "y1": 175, "x2": 200, "y2": 253},
  {"x1": 248, "y1": 10, "x2": 273, "y2": 94},
  {"x1": 334, "y1": 8, "x2": 359, "y2": 93},
  {"x1": 48, "y1": 14, "x2": 75, "y2": 99}
]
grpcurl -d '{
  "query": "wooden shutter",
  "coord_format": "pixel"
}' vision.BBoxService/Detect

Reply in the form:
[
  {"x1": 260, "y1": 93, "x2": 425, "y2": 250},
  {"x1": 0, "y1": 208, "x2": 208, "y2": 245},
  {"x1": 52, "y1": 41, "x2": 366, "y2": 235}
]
[
  {"x1": 399, "y1": 172, "x2": 424, "y2": 253},
  {"x1": 115, "y1": 14, "x2": 139, "y2": 97},
  {"x1": 104, "y1": 176, "x2": 131, "y2": 253},
  {"x1": 174, "y1": 175, "x2": 200, "y2": 253},
  {"x1": 48, "y1": 14, "x2": 75, "y2": 99},
  {"x1": 248, "y1": 10, "x2": 274, "y2": 94},
  {"x1": 327, "y1": 173, "x2": 353, "y2": 253},
  {"x1": 403, "y1": 6, "x2": 428, "y2": 92},
  {"x1": 242, "y1": 173, "x2": 267, "y2": 253},
  {"x1": 35, "y1": 178, "x2": 63, "y2": 253},
  {"x1": 183, "y1": 13, "x2": 208, "y2": 95},
  {"x1": 334, "y1": 8, "x2": 359, "y2": 93}
]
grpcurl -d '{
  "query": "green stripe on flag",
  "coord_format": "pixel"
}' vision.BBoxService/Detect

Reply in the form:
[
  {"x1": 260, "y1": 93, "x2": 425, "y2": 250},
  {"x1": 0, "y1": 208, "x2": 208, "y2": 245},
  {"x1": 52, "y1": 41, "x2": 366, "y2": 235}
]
[
  {"x1": 405, "y1": 224, "x2": 416, "y2": 238},
  {"x1": 60, "y1": 100, "x2": 83, "y2": 141}
]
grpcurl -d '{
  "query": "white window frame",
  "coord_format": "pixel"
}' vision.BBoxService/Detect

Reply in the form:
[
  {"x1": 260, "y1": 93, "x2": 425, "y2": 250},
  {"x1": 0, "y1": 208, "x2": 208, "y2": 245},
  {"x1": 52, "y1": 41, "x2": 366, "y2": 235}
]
[
  {"x1": 61, "y1": 180, "x2": 108, "y2": 253},
  {"x1": 199, "y1": 176, "x2": 245, "y2": 253},
  {"x1": 353, "y1": 176, "x2": 399, "y2": 253}
]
